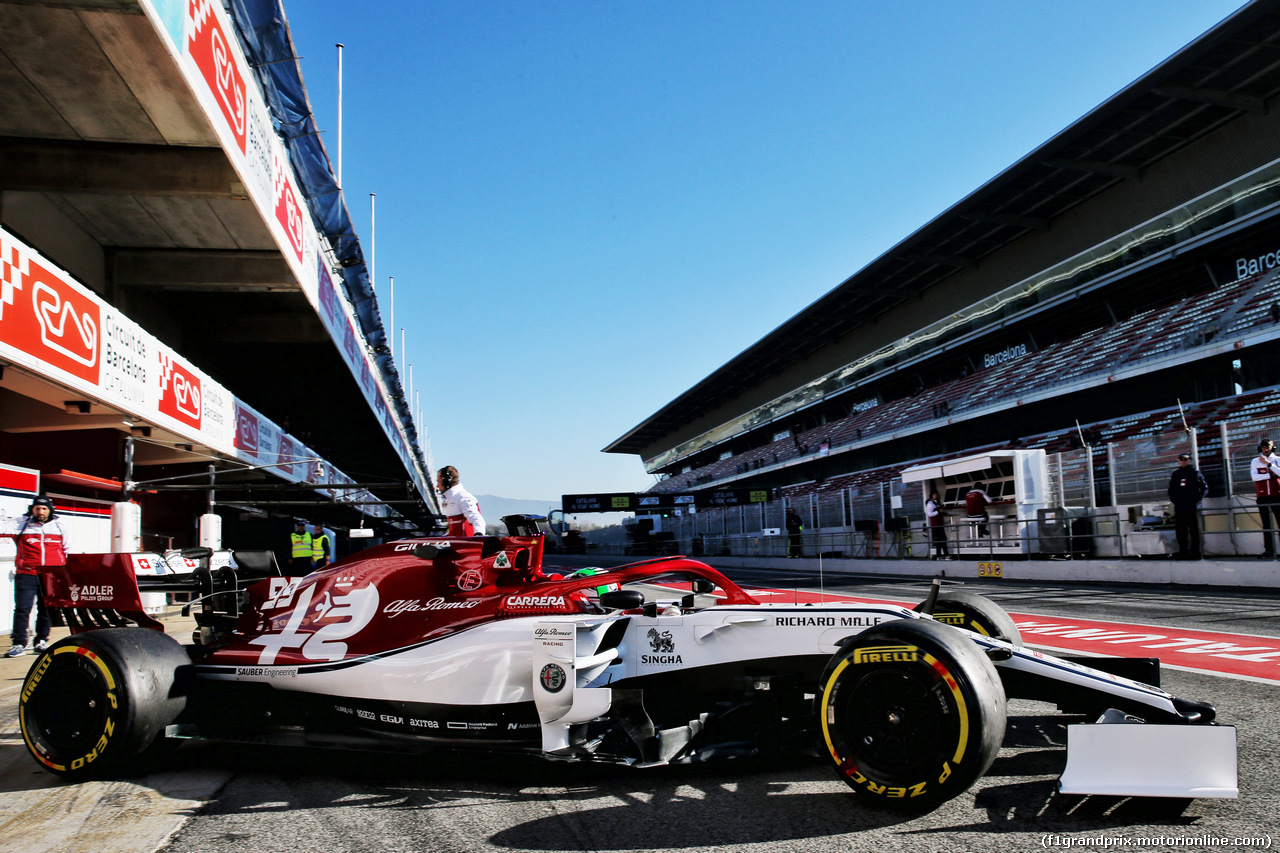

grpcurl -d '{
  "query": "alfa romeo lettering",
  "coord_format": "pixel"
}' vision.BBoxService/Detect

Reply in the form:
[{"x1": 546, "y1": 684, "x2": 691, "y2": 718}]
[{"x1": 383, "y1": 597, "x2": 481, "y2": 617}]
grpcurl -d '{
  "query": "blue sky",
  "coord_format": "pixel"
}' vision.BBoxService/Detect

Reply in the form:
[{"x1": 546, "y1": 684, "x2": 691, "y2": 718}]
[{"x1": 283, "y1": 0, "x2": 1246, "y2": 503}]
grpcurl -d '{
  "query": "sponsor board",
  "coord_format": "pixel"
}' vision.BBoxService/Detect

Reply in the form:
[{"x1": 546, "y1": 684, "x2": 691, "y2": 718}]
[{"x1": 187, "y1": 0, "x2": 247, "y2": 154}]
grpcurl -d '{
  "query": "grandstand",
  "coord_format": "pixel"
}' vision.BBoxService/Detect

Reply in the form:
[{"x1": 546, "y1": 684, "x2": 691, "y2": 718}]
[{"x1": 604, "y1": 1, "x2": 1280, "y2": 567}]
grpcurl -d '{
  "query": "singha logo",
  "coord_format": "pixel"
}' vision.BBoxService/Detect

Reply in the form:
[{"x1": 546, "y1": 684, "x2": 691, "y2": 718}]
[
  {"x1": 646, "y1": 628, "x2": 675, "y2": 653},
  {"x1": 641, "y1": 627, "x2": 681, "y2": 666}
]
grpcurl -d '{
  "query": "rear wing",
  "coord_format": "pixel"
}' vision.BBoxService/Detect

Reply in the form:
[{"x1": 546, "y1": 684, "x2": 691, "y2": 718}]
[
  {"x1": 41, "y1": 553, "x2": 165, "y2": 631},
  {"x1": 40, "y1": 549, "x2": 283, "y2": 633}
]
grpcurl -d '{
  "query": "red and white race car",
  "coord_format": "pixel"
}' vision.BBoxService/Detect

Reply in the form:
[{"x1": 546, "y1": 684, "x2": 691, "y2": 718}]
[{"x1": 18, "y1": 516, "x2": 1237, "y2": 811}]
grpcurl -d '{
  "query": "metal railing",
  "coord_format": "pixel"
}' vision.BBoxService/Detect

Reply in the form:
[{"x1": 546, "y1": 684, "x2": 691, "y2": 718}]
[{"x1": 581, "y1": 511, "x2": 1128, "y2": 560}]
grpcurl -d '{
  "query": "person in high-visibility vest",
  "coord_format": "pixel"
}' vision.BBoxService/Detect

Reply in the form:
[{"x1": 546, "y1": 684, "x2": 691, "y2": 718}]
[
  {"x1": 311, "y1": 522, "x2": 331, "y2": 570},
  {"x1": 289, "y1": 520, "x2": 313, "y2": 571}
]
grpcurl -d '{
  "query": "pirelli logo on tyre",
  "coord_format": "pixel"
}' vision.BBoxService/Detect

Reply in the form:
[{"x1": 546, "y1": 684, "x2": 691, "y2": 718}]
[{"x1": 850, "y1": 644, "x2": 919, "y2": 664}]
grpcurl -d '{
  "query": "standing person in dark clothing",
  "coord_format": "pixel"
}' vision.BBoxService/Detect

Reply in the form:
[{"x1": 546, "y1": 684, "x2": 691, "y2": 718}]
[
  {"x1": 925, "y1": 491, "x2": 952, "y2": 560},
  {"x1": 785, "y1": 508, "x2": 804, "y2": 558},
  {"x1": 1167, "y1": 453, "x2": 1208, "y2": 560}
]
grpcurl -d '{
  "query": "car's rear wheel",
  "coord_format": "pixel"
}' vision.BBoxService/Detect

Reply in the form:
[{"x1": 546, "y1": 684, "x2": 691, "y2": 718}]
[
  {"x1": 914, "y1": 589, "x2": 1021, "y2": 645},
  {"x1": 19, "y1": 628, "x2": 190, "y2": 781},
  {"x1": 818, "y1": 618, "x2": 1006, "y2": 811}
]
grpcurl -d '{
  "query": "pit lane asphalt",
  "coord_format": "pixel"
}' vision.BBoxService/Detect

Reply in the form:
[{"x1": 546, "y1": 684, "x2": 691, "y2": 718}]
[{"x1": 5, "y1": 566, "x2": 1278, "y2": 853}]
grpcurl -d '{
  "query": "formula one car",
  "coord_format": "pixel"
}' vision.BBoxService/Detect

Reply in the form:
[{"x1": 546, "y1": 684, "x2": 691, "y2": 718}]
[{"x1": 18, "y1": 516, "x2": 1237, "y2": 810}]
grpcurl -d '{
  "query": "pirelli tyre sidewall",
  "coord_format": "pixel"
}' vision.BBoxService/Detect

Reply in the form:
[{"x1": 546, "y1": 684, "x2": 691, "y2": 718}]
[
  {"x1": 19, "y1": 628, "x2": 190, "y2": 781},
  {"x1": 819, "y1": 618, "x2": 1007, "y2": 810},
  {"x1": 914, "y1": 589, "x2": 1022, "y2": 645}
]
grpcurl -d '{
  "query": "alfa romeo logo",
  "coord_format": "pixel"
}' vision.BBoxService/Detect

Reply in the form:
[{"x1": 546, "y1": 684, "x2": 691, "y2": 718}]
[{"x1": 539, "y1": 663, "x2": 567, "y2": 693}]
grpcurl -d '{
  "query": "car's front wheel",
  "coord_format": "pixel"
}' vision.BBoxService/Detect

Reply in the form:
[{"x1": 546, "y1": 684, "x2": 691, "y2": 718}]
[
  {"x1": 818, "y1": 618, "x2": 1006, "y2": 811},
  {"x1": 915, "y1": 589, "x2": 1022, "y2": 645}
]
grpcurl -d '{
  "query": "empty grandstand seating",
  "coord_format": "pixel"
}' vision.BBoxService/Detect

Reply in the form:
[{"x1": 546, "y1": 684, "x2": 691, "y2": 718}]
[{"x1": 651, "y1": 270, "x2": 1280, "y2": 496}]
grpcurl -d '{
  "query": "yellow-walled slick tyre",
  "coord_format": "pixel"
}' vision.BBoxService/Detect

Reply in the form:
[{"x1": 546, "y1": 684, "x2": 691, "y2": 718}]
[
  {"x1": 914, "y1": 589, "x2": 1022, "y2": 645},
  {"x1": 819, "y1": 618, "x2": 1006, "y2": 811},
  {"x1": 19, "y1": 628, "x2": 190, "y2": 781}
]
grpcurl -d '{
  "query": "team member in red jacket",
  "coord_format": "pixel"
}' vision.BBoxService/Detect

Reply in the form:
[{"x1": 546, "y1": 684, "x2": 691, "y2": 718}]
[
  {"x1": 436, "y1": 466, "x2": 486, "y2": 537},
  {"x1": 1251, "y1": 440, "x2": 1280, "y2": 559},
  {"x1": 965, "y1": 482, "x2": 993, "y2": 538},
  {"x1": 2, "y1": 496, "x2": 73, "y2": 657}
]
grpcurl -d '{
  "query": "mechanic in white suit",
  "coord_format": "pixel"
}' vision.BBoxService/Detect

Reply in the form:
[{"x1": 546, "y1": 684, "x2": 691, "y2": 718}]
[{"x1": 436, "y1": 466, "x2": 486, "y2": 536}]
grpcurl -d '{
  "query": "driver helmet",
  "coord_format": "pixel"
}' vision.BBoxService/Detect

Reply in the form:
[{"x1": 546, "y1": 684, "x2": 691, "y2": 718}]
[{"x1": 571, "y1": 567, "x2": 616, "y2": 596}]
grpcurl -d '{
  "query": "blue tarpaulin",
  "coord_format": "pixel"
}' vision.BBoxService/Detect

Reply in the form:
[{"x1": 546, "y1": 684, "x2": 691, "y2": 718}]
[{"x1": 224, "y1": 0, "x2": 419, "y2": 458}]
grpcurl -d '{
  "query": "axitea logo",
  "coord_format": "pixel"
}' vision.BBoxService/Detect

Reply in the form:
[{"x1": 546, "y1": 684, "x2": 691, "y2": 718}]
[
  {"x1": 188, "y1": 0, "x2": 247, "y2": 154},
  {"x1": 158, "y1": 353, "x2": 202, "y2": 429}
]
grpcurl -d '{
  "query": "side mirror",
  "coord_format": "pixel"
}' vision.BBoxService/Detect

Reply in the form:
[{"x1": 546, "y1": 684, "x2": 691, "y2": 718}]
[
  {"x1": 481, "y1": 536, "x2": 504, "y2": 559},
  {"x1": 599, "y1": 590, "x2": 645, "y2": 611},
  {"x1": 691, "y1": 577, "x2": 715, "y2": 594}
]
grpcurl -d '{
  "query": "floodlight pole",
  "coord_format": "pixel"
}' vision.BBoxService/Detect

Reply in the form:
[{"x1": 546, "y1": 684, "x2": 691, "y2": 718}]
[{"x1": 336, "y1": 43, "x2": 343, "y2": 188}]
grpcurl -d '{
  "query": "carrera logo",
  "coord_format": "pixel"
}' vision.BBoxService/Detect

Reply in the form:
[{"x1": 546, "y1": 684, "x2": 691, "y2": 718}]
[
  {"x1": 158, "y1": 353, "x2": 202, "y2": 428},
  {"x1": 188, "y1": 0, "x2": 247, "y2": 153},
  {"x1": 851, "y1": 645, "x2": 919, "y2": 664},
  {"x1": 504, "y1": 595, "x2": 566, "y2": 609}
]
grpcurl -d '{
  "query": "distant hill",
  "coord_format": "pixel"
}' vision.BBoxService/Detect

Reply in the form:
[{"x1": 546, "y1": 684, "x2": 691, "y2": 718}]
[{"x1": 474, "y1": 495, "x2": 560, "y2": 520}]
